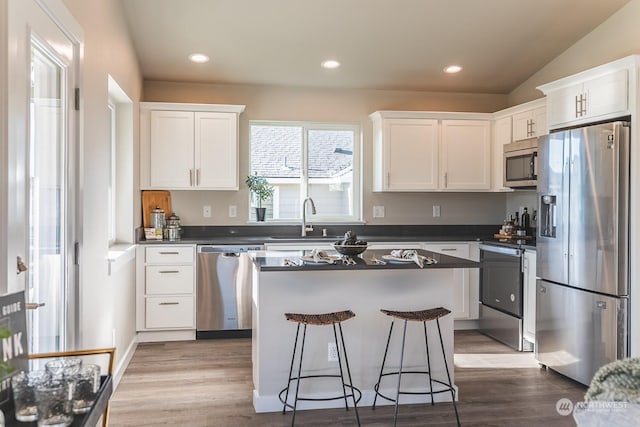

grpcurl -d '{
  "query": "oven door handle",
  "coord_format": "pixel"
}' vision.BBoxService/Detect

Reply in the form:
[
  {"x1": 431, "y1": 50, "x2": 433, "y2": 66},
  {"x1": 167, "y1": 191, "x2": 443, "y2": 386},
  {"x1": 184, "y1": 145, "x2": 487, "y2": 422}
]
[{"x1": 479, "y1": 244, "x2": 522, "y2": 257}]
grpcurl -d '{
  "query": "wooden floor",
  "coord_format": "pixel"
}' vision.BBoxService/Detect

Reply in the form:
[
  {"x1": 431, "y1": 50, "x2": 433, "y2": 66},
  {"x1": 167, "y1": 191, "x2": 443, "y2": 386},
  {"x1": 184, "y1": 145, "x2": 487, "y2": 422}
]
[{"x1": 109, "y1": 331, "x2": 586, "y2": 426}]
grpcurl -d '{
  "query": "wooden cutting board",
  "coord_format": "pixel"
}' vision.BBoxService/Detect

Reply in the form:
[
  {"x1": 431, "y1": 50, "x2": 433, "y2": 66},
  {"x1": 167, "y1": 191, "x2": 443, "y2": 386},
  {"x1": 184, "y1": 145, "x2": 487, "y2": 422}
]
[{"x1": 142, "y1": 190, "x2": 172, "y2": 228}]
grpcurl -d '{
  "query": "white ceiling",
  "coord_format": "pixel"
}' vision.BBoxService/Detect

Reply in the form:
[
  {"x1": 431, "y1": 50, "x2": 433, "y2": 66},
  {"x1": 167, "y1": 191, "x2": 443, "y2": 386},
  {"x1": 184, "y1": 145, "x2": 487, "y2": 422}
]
[{"x1": 120, "y1": 0, "x2": 630, "y2": 94}]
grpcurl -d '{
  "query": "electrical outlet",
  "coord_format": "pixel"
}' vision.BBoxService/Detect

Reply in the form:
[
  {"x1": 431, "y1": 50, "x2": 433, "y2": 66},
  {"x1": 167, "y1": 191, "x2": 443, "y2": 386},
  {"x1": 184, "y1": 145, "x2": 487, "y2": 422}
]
[
  {"x1": 228, "y1": 205, "x2": 237, "y2": 218},
  {"x1": 433, "y1": 205, "x2": 441, "y2": 217},
  {"x1": 328, "y1": 342, "x2": 338, "y2": 362},
  {"x1": 373, "y1": 205, "x2": 385, "y2": 218},
  {"x1": 203, "y1": 205, "x2": 212, "y2": 218}
]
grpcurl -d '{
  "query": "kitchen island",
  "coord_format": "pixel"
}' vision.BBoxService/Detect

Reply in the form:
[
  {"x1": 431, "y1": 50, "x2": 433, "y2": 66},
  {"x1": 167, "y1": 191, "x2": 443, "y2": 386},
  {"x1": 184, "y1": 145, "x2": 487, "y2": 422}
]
[{"x1": 250, "y1": 249, "x2": 478, "y2": 412}]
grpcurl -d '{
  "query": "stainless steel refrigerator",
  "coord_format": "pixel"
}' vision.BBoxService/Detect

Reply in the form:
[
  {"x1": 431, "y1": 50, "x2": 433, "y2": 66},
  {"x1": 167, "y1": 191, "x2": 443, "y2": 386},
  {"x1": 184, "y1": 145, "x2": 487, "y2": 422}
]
[{"x1": 536, "y1": 120, "x2": 630, "y2": 386}]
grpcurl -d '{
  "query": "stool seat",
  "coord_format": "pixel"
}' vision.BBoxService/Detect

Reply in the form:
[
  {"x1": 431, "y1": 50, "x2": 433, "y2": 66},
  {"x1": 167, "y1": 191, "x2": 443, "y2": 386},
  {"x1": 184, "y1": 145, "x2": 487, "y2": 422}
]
[
  {"x1": 285, "y1": 310, "x2": 355, "y2": 325},
  {"x1": 380, "y1": 307, "x2": 451, "y2": 322}
]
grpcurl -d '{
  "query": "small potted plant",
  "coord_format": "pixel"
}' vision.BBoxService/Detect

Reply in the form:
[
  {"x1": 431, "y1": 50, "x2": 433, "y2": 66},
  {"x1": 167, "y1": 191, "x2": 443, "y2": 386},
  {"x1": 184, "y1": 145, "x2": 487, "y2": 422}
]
[{"x1": 246, "y1": 174, "x2": 274, "y2": 222}]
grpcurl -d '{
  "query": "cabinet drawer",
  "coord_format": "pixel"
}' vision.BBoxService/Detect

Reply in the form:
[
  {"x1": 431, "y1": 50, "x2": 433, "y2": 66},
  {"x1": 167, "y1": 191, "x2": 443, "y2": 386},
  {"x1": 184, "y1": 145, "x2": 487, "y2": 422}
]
[
  {"x1": 423, "y1": 243, "x2": 470, "y2": 259},
  {"x1": 146, "y1": 265, "x2": 194, "y2": 294},
  {"x1": 145, "y1": 246, "x2": 194, "y2": 264},
  {"x1": 145, "y1": 296, "x2": 194, "y2": 329}
]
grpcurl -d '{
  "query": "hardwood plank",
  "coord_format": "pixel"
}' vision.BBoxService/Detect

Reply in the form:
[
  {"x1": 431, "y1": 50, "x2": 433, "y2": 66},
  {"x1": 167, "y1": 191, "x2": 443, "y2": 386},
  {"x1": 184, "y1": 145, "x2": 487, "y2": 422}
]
[{"x1": 109, "y1": 331, "x2": 586, "y2": 426}]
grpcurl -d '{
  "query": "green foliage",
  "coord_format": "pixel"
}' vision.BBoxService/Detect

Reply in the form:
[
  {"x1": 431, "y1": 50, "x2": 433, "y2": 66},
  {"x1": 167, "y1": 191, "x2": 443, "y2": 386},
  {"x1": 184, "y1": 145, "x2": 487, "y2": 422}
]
[{"x1": 245, "y1": 174, "x2": 274, "y2": 208}]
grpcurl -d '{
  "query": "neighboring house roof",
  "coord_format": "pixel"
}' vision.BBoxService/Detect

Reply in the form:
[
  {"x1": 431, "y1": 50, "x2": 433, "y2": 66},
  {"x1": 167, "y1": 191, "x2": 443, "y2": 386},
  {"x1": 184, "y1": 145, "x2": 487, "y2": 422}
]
[{"x1": 250, "y1": 125, "x2": 353, "y2": 179}]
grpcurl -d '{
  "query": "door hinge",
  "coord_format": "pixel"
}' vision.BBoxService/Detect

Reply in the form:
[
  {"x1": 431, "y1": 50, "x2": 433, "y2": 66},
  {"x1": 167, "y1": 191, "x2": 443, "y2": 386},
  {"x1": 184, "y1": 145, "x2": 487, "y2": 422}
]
[
  {"x1": 74, "y1": 88, "x2": 80, "y2": 111},
  {"x1": 74, "y1": 241, "x2": 80, "y2": 265}
]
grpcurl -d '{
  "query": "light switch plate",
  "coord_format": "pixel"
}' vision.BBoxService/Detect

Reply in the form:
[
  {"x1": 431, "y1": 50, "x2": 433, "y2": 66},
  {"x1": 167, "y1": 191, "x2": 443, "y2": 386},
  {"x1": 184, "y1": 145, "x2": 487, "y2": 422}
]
[
  {"x1": 203, "y1": 205, "x2": 212, "y2": 218},
  {"x1": 432, "y1": 205, "x2": 441, "y2": 217},
  {"x1": 228, "y1": 205, "x2": 237, "y2": 218},
  {"x1": 373, "y1": 205, "x2": 385, "y2": 218}
]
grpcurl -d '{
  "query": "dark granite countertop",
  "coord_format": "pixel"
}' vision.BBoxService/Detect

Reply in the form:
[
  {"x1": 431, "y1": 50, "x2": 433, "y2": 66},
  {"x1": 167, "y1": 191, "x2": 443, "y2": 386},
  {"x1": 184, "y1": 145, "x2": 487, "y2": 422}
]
[
  {"x1": 136, "y1": 224, "x2": 499, "y2": 246},
  {"x1": 252, "y1": 249, "x2": 479, "y2": 272}
]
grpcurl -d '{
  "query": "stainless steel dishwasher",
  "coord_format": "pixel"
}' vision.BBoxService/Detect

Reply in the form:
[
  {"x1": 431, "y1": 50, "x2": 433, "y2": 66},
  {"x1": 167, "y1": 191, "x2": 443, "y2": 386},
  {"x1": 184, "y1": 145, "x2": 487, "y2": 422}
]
[{"x1": 196, "y1": 245, "x2": 263, "y2": 339}]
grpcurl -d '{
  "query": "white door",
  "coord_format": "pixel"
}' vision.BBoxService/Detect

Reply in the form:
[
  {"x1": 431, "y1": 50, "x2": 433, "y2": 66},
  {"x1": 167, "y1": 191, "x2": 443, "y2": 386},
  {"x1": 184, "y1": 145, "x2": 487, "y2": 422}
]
[{"x1": 7, "y1": 0, "x2": 81, "y2": 354}]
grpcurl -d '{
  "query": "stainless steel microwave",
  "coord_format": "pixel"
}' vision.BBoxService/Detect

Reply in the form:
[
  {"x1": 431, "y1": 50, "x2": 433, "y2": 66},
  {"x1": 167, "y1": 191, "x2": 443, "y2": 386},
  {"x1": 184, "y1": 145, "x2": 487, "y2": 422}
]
[{"x1": 503, "y1": 138, "x2": 537, "y2": 188}]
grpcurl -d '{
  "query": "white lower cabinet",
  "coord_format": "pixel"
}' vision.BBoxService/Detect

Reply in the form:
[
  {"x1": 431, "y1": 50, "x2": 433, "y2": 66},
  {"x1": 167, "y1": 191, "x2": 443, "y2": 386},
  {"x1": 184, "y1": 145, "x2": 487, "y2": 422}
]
[
  {"x1": 136, "y1": 245, "x2": 196, "y2": 335},
  {"x1": 422, "y1": 242, "x2": 479, "y2": 321},
  {"x1": 522, "y1": 249, "x2": 537, "y2": 344}
]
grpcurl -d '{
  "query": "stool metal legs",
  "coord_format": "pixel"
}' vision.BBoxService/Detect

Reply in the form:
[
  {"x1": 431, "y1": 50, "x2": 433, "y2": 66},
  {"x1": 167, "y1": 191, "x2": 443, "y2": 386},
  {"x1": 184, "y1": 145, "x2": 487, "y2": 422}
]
[
  {"x1": 373, "y1": 317, "x2": 461, "y2": 427},
  {"x1": 280, "y1": 322, "x2": 361, "y2": 427}
]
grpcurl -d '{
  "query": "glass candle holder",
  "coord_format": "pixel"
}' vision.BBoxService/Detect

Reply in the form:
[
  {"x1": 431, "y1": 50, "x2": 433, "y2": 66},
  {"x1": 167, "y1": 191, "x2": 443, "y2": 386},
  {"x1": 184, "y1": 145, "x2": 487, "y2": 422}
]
[
  {"x1": 11, "y1": 370, "x2": 51, "y2": 422},
  {"x1": 35, "y1": 380, "x2": 73, "y2": 427},
  {"x1": 72, "y1": 364, "x2": 100, "y2": 414},
  {"x1": 45, "y1": 358, "x2": 82, "y2": 380}
]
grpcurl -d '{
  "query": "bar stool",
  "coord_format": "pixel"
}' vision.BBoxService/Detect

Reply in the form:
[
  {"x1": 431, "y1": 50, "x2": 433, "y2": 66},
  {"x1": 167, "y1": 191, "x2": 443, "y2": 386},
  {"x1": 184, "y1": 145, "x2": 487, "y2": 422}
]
[
  {"x1": 372, "y1": 307, "x2": 460, "y2": 426},
  {"x1": 280, "y1": 310, "x2": 361, "y2": 426}
]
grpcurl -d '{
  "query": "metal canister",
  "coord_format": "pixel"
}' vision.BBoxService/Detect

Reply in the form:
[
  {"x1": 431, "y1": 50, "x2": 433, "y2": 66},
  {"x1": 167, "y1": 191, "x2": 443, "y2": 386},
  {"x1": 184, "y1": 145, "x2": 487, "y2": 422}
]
[
  {"x1": 167, "y1": 226, "x2": 180, "y2": 241},
  {"x1": 150, "y1": 206, "x2": 165, "y2": 229}
]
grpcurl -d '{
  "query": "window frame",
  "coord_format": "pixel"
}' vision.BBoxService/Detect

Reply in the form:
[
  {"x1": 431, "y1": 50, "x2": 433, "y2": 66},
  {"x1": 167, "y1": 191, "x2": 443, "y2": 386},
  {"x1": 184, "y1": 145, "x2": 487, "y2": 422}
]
[{"x1": 249, "y1": 120, "x2": 362, "y2": 223}]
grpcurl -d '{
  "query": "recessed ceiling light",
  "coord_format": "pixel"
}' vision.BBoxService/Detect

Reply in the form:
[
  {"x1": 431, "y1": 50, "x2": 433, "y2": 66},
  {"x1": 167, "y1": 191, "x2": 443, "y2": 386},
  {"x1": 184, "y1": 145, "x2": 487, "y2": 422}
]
[
  {"x1": 444, "y1": 65, "x2": 462, "y2": 74},
  {"x1": 321, "y1": 59, "x2": 340, "y2": 69},
  {"x1": 188, "y1": 53, "x2": 210, "y2": 64}
]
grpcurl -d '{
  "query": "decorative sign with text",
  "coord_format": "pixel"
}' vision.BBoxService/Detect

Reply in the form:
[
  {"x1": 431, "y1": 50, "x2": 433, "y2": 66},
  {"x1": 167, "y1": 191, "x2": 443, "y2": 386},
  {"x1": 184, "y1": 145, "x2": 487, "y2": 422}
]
[{"x1": 0, "y1": 291, "x2": 28, "y2": 403}]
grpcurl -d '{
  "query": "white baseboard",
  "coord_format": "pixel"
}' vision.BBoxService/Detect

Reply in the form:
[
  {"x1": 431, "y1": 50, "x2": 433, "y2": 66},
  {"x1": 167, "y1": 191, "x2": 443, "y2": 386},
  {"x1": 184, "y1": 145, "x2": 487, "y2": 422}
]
[
  {"x1": 136, "y1": 330, "x2": 196, "y2": 343},
  {"x1": 113, "y1": 336, "x2": 138, "y2": 390},
  {"x1": 454, "y1": 319, "x2": 479, "y2": 330}
]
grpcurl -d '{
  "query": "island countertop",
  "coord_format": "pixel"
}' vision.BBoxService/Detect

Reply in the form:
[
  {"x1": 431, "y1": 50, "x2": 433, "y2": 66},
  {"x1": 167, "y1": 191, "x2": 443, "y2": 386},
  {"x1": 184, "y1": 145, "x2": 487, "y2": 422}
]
[{"x1": 251, "y1": 248, "x2": 479, "y2": 271}]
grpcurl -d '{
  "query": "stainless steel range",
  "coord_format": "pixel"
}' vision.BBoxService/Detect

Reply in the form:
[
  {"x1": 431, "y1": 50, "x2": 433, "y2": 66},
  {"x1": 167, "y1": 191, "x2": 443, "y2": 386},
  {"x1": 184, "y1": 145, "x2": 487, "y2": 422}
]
[{"x1": 478, "y1": 241, "x2": 533, "y2": 352}]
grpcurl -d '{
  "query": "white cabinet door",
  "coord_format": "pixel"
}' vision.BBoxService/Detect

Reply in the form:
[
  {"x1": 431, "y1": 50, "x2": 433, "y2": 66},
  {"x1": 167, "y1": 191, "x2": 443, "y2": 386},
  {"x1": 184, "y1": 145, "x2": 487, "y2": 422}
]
[
  {"x1": 150, "y1": 111, "x2": 194, "y2": 188},
  {"x1": 195, "y1": 112, "x2": 239, "y2": 189},
  {"x1": 523, "y1": 250, "x2": 537, "y2": 344},
  {"x1": 583, "y1": 69, "x2": 628, "y2": 120},
  {"x1": 441, "y1": 120, "x2": 491, "y2": 190},
  {"x1": 422, "y1": 242, "x2": 479, "y2": 320},
  {"x1": 383, "y1": 119, "x2": 439, "y2": 190},
  {"x1": 512, "y1": 107, "x2": 546, "y2": 141},
  {"x1": 492, "y1": 116, "x2": 512, "y2": 191}
]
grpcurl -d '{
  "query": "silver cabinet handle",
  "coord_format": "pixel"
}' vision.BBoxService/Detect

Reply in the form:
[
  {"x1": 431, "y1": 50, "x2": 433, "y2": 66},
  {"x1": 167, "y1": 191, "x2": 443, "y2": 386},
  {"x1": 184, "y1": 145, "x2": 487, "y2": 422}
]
[
  {"x1": 386, "y1": 172, "x2": 390, "y2": 188},
  {"x1": 582, "y1": 93, "x2": 588, "y2": 116},
  {"x1": 189, "y1": 169, "x2": 194, "y2": 186},
  {"x1": 159, "y1": 302, "x2": 180, "y2": 306},
  {"x1": 441, "y1": 248, "x2": 457, "y2": 251},
  {"x1": 158, "y1": 270, "x2": 180, "y2": 274},
  {"x1": 196, "y1": 168, "x2": 200, "y2": 186},
  {"x1": 575, "y1": 95, "x2": 581, "y2": 118},
  {"x1": 158, "y1": 251, "x2": 180, "y2": 255},
  {"x1": 444, "y1": 172, "x2": 448, "y2": 188}
]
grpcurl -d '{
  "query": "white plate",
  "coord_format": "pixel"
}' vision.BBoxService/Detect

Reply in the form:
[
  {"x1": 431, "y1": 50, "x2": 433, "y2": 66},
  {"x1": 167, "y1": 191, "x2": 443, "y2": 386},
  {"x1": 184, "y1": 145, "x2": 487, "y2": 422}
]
[
  {"x1": 301, "y1": 255, "x2": 339, "y2": 264},
  {"x1": 381, "y1": 255, "x2": 415, "y2": 264}
]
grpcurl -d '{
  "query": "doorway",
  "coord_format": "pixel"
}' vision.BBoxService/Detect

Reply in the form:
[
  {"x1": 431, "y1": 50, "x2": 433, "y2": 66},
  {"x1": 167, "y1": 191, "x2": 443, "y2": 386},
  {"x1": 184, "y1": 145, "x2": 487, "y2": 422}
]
[{"x1": 7, "y1": 0, "x2": 82, "y2": 354}]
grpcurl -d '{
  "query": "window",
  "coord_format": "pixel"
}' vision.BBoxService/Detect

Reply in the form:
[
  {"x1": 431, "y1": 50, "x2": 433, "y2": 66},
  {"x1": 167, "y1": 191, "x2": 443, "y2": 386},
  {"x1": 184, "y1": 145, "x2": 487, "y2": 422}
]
[
  {"x1": 249, "y1": 122, "x2": 361, "y2": 222},
  {"x1": 107, "y1": 100, "x2": 116, "y2": 244},
  {"x1": 106, "y1": 76, "x2": 134, "y2": 247}
]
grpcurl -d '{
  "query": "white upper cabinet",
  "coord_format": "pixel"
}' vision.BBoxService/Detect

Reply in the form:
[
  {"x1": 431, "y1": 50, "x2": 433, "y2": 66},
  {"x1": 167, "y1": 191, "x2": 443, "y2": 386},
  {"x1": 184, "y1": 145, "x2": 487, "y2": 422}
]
[
  {"x1": 380, "y1": 118, "x2": 439, "y2": 191},
  {"x1": 149, "y1": 111, "x2": 195, "y2": 188},
  {"x1": 512, "y1": 106, "x2": 546, "y2": 141},
  {"x1": 538, "y1": 56, "x2": 639, "y2": 130},
  {"x1": 440, "y1": 120, "x2": 491, "y2": 190},
  {"x1": 140, "y1": 103, "x2": 245, "y2": 190},
  {"x1": 370, "y1": 111, "x2": 492, "y2": 192}
]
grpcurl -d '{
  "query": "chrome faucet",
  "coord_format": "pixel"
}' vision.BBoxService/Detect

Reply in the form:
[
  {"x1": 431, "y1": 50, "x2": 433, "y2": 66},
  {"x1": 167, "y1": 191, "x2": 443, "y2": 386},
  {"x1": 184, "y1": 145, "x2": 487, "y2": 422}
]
[{"x1": 301, "y1": 197, "x2": 317, "y2": 236}]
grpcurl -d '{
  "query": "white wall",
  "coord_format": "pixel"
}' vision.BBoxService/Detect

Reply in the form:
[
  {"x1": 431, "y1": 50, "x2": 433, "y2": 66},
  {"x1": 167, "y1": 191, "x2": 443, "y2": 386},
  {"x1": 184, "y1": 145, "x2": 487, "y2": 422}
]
[
  {"x1": 508, "y1": 0, "x2": 640, "y2": 105},
  {"x1": 61, "y1": 0, "x2": 142, "y2": 368},
  {"x1": 144, "y1": 82, "x2": 510, "y2": 226}
]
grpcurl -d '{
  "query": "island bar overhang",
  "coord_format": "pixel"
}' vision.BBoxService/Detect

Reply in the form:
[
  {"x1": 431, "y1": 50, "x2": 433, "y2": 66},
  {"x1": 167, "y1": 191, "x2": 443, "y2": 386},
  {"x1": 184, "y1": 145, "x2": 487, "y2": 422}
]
[{"x1": 250, "y1": 250, "x2": 478, "y2": 413}]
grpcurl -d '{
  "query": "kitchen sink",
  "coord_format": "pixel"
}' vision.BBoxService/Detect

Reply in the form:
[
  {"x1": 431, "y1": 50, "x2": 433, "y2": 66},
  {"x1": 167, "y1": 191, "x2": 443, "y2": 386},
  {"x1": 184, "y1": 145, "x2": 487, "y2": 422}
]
[{"x1": 268, "y1": 235, "x2": 342, "y2": 241}]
